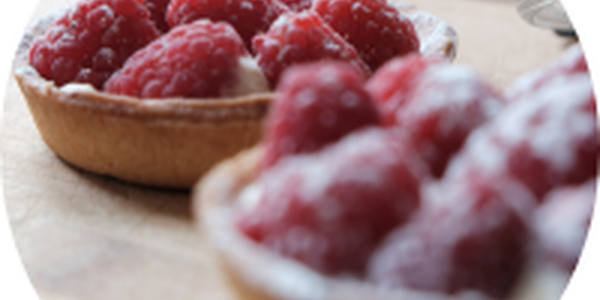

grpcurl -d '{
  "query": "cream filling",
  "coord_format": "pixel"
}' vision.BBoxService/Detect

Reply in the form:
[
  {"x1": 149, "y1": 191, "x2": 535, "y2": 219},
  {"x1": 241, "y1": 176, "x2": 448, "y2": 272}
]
[{"x1": 221, "y1": 56, "x2": 270, "y2": 97}]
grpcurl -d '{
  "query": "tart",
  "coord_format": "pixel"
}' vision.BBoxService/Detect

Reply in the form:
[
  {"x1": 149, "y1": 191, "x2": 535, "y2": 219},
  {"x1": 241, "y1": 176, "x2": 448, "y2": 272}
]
[
  {"x1": 194, "y1": 146, "x2": 466, "y2": 300},
  {"x1": 192, "y1": 46, "x2": 596, "y2": 300},
  {"x1": 193, "y1": 146, "x2": 576, "y2": 300},
  {"x1": 13, "y1": 0, "x2": 457, "y2": 189}
]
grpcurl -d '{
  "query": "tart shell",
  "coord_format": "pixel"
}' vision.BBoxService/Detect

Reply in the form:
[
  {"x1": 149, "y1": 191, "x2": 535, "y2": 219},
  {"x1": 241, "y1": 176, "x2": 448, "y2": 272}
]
[{"x1": 13, "y1": 1, "x2": 457, "y2": 189}]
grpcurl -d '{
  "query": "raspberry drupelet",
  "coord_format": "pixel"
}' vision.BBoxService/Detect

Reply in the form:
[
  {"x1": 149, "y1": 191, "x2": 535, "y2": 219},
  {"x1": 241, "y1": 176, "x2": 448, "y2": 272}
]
[{"x1": 29, "y1": 0, "x2": 160, "y2": 90}]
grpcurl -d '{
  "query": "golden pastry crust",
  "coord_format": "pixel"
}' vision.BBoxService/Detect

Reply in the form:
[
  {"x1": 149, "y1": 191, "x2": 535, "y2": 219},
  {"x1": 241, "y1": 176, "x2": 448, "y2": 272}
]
[{"x1": 13, "y1": 1, "x2": 457, "y2": 189}]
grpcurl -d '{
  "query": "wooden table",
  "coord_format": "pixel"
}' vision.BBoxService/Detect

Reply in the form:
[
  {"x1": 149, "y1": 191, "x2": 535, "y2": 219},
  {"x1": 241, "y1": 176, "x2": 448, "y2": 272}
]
[{"x1": 3, "y1": 0, "x2": 575, "y2": 299}]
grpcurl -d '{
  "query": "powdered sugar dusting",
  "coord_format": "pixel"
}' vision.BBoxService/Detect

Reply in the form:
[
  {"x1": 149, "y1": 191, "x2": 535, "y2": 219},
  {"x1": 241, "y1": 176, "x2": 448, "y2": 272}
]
[
  {"x1": 265, "y1": 129, "x2": 404, "y2": 203},
  {"x1": 414, "y1": 64, "x2": 502, "y2": 118},
  {"x1": 271, "y1": 12, "x2": 292, "y2": 29},
  {"x1": 251, "y1": 128, "x2": 422, "y2": 215},
  {"x1": 505, "y1": 45, "x2": 588, "y2": 102},
  {"x1": 496, "y1": 73, "x2": 594, "y2": 171},
  {"x1": 446, "y1": 47, "x2": 597, "y2": 198},
  {"x1": 533, "y1": 180, "x2": 596, "y2": 270},
  {"x1": 236, "y1": 128, "x2": 422, "y2": 276},
  {"x1": 444, "y1": 129, "x2": 509, "y2": 182},
  {"x1": 240, "y1": 0, "x2": 255, "y2": 10},
  {"x1": 386, "y1": 57, "x2": 505, "y2": 178}
]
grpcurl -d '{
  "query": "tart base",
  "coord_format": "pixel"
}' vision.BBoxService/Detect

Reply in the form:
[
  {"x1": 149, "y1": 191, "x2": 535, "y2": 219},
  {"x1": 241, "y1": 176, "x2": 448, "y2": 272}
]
[{"x1": 14, "y1": 69, "x2": 270, "y2": 189}]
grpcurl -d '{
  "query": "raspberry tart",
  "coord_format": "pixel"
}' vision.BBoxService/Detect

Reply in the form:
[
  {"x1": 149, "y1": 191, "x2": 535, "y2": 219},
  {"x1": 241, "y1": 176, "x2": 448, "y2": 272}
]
[
  {"x1": 14, "y1": 0, "x2": 457, "y2": 188},
  {"x1": 194, "y1": 46, "x2": 597, "y2": 300}
]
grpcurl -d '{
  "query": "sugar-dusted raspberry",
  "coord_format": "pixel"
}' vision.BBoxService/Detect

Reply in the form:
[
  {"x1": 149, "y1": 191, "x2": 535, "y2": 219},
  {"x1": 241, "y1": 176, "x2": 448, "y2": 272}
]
[
  {"x1": 145, "y1": 0, "x2": 171, "y2": 32},
  {"x1": 368, "y1": 176, "x2": 531, "y2": 299},
  {"x1": 365, "y1": 55, "x2": 438, "y2": 118},
  {"x1": 506, "y1": 45, "x2": 589, "y2": 103},
  {"x1": 105, "y1": 20, "x2": 266, "y2": 98},
  {"x1": 532, "y1": 180, "x2": 596, "y2": 272},
  {"x1": 445, "y1": 50, "x2": 598, "y2": 199},
  {"x1": 279, "y1": 0, "x2": 312, "y2": 11},
  {"x1": 29, "y1": 0, "x2": 160, "y2": 90},
  {"x1": 253, "y1": 11, "x2": 371, "y2": 86},
  {"x1": 167, "y1": 0, "x2": 288, "y2": 51},
  {"x1": 262, "y1": 61, "x2": 380, "y2": 169},
  {"x1": 366, "y1": 55, "x2": 505, "y2": 177},
  {"x1": 313, "y1": 0, "x2": 420, "y2": 71},
  {"x1": 238, "y1": 128, "x2": 426, "y2": 276}
]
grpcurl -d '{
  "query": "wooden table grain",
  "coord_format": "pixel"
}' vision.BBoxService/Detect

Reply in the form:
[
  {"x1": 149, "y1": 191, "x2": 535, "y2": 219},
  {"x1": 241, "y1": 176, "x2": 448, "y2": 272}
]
[{"x1": 2, "y1": 0, "x2": 575, "y2": 299}]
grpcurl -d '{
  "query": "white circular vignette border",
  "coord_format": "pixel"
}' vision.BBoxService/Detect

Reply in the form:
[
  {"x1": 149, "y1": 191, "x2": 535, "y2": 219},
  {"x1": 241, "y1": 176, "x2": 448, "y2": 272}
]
[
  {"x1": 559, "y1": 0, "x2": 600, "y2": 299},
  {"x1": 0, "y1": 0, "x2": 599, "y2": 299},
  {"x1": 1, "y1": 0, "x2": 43, "y2": 299}
]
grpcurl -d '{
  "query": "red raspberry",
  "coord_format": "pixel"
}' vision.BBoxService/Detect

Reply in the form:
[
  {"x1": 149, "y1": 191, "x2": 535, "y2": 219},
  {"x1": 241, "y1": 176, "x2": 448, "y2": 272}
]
[
  {"x1": 145, "y1": 0, "x2": 171, "y2": 32},
  {"x1": 445, "y1": 51, "x2": 598, "y2": 199},
  {"x1": 105, "y1": 20, "x2": 254, "y2": 98},
  {"x1": 166, "y1": 0, "x2": 288, "y2": 51},
  {"x1": 253, "y1": 11, "x2": 371, "y2": 86},
  {"x1": 262, "y1": 61, "x2": 380, "y2": 170},
  {"x1": 238, "y1": 128, "x2": 426, "y2": 276},
  {"x1": 532, "y1": 180, "x2": 596, "y2": 272},
  {"x1": 366, "y1": 55, "x2": 505, "y2": 177},
  {"x1": 279, "y1": 0, "x2": 312, "y2": 11},
  {"x1": 29, "y1": 0, "x2": 160, "y2": 89},
  {"x1": 368, "y1": 177, "x2": 531, "y2": 299},
  {"x1": 506, "y1": 45, "x2": 589, "y2": 103},
  {"x1": 365, "y1": 55, "x2": 436, "y2": 116},
  {"x1": 313, "y1": 0, "x2": 420, "y2": 71}
]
